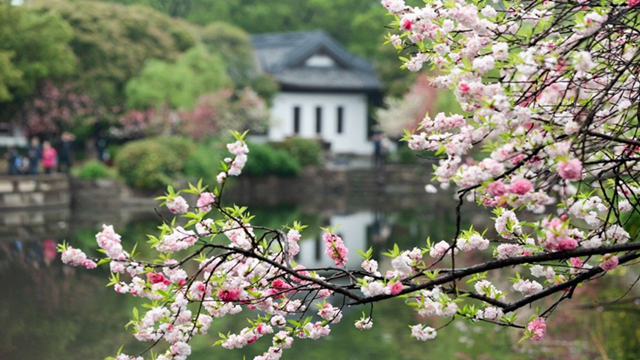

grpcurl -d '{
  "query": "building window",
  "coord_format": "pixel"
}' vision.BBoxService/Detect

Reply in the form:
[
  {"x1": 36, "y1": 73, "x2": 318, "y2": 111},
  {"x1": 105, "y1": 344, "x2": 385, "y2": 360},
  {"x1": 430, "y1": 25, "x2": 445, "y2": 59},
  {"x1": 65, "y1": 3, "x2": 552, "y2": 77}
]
[
  {"x1": 315, "y1": 107, "x2": 322, "y2": 134},
  {"x1": 305, "y1": 54, "x2": 336, "y2": 67},
  {"x1": 337, "y1": 106, "x2": 344, "y2": 134},
  {"x1": 293, "y1": 106, "x2": 301, "y2": 134}
]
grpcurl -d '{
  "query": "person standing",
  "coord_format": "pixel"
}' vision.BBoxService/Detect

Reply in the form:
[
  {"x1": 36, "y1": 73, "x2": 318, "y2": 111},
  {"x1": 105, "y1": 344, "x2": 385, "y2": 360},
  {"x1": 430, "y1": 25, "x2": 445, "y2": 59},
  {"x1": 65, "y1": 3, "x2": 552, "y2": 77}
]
[
  {"x1": 96, "y1": 130, "x2": 108, "y2": 162},
  {"x1": 372, "y1": 132, "x2": 383, "y2": 168},
  {"x1": 6, "y1": 146, "x2": 19, "y2": 175},
  {"x1": 41, "y1": 141, "x2": 58, "y2": 174},
  {"x1": 58, "y1": 132, "x2": 75, "y2": 173},
  {"x1": 26, "y1": 137, "x2": 41, "y2": 175}
]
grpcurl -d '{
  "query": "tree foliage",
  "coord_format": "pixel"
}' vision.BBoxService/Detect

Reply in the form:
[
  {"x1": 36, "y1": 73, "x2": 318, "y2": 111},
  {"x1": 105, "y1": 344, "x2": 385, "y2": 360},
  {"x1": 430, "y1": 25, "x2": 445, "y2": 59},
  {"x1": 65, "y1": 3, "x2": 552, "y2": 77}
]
[
  {"x1": 125, "y1": 46, "x2": 230, "y2": 110},
  {"x1": 0, "y1": 3, "x2": 75, "y2": 103},
  {"x1": 196, "y1": 22, "x2": 256, "y2": 85},
  {"x1": 30, "y1": 0, "x2": 196, "y2": 104}
]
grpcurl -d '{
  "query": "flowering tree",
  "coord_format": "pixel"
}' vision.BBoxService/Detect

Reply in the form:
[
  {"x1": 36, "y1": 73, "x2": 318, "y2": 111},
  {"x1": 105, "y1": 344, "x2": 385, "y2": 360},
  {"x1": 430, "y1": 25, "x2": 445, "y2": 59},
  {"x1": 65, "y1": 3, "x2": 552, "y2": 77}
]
[
  {"x1": 59, "y1": 1, "x2": 639, "y2": 360},
  {"x1": 17, "y1": 80, "x2": 99, "y2": 136},
  {"x1": 112, "y1": 88, "x2": 269, "y2": 140},
  {"x1": 376, "y1": 75, "x2": 438, "y2": 137}
]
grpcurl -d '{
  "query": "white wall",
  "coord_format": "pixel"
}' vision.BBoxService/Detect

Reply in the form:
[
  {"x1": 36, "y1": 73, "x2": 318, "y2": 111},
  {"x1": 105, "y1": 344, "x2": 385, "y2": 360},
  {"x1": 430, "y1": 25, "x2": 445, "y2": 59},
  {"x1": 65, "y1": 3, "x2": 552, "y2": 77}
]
[
  {"x1": 268, "y1": 92, "x2": 373, "y2": 155},
  {"x1": 0, "y1": 121, "x2": 27, "y2": 147}
]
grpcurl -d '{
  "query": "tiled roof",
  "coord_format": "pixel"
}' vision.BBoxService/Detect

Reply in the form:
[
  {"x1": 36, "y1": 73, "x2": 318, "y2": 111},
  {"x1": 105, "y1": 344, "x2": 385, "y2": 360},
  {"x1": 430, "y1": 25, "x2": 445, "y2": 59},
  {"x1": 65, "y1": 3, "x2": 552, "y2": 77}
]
[{"x1": 251, "y1": 30, "x2": 381, "y2": 91}]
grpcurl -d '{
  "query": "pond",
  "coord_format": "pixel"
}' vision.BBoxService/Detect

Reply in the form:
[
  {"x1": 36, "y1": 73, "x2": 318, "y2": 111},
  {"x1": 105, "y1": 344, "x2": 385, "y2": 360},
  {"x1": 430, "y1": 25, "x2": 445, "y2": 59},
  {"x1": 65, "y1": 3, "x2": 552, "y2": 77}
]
[{"x1": 0, "y1": 189, "x2": 637, "y2": 360}]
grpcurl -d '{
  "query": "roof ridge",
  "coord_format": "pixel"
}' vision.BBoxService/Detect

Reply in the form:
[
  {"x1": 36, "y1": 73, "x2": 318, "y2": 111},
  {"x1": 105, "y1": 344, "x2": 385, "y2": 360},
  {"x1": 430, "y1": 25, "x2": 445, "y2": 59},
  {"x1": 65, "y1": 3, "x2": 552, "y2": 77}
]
[{"x1": 250, "y1": 30, "x2": 380, "y2": 91}]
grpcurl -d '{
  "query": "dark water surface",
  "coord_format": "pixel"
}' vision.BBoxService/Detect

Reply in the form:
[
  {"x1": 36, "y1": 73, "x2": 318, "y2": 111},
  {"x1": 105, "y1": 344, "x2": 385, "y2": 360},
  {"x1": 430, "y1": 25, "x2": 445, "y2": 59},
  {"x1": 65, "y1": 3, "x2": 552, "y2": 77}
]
[{"x1": 1, "y1": 192, "x2": 637, "y2": 360}]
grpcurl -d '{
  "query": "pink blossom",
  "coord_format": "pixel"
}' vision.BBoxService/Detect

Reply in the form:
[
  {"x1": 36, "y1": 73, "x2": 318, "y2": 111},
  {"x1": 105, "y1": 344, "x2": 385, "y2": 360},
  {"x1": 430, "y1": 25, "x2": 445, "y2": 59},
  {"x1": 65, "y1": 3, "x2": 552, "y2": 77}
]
[
  {"x1": 483, "y1": 306, "x2": 504, "y2": 321},
  {"x1": 400, "y1": 15, "x2": 414, "y2": 31},
  {"x1": 197, "y1": 192, "x2": 216, "y2": 212},
  {"x1": 472, "y1": 55, "x2": 495, "y2": 75},
  {"x1": 496, "y1": 243, "x2": 524, "y2": 259},
  {"x1": 218, "y1": 289, "x2": 241, "y2": 302},
  {"x1": 170, "y1": 341, "x2": 191, "y2": 358},
  {"x1": 116, "y1": 355, "x2": 143, "y2": 360},
  {"x1": 361, "y1": 259, "x2": 378, "y2": 273},
  {"x1": 569, "y1": 257, "x2": 584, "y2": 269},
  {"x1": 429, "y1": 240, "x2": 457, "y2": 258},
  {"x1": 271, "y1": 315, "x2": 286, "y2": 327},
  {"x1": 387, "y1": 281, "x2": 404, "y2": 295},
  {"x1": 630, "y1": 0, "x2": 640, "y2": 6},
  {"x1": 411, "y1": 324, "x2": 437, "y2": 341},
  {"x1": 318, "y1": 303, "x2": 343, "y2": 323},
  {"x1": 557, "y1": 159, "x2": 582, "y2": 180},
  {"x1": 599, "y1": 254, "x2": 619, "y2": 271},
  {"x1": 286, "y1": 229, "x2": 301, "y2": 258},
  {"x1": 216, "y1": 172, "x2": 227, "y2": 184},
  {"x1": 355, "y1": 317, "x2": 373, "y2": 330},
  {"x1": 557, "y1": 237, "x2": 578, "y2": 250},
  {"x1": 513, "y1": 279, "x2": 543, "y2": 295},
  {"x1": 227, "y1": 140, "x2": 249, "y2": 156},
  {"x1": 96, "y1": 224, "x2": 126, "y2": 259},
  {"x1": 166, "y1": 196, "x2": 189, "y2": 214},
  {"x1": 147, "y1": 272, "x2": 171, "y2": 285},
  {"x1": 486, "y1": 181, "x2": 507, "y2": 197},
  {"x1": 527, "y1": 317, "x2": 546, "y2": 341},
  {"x1": 509, "y1": 179, "x2": 533, "y2": 195},
  {"x1": 61, "y1": 247, "x2": 88, "y2": 267},
  {"x1": 323, "y1": 233, "x2": 349, "y2": 267},
  {"x1": 82, "y1": 259, "x2": 97, "y2": 269},
  {"x1": 390, "y1": 34, "x2": 402, "y2": 46},
  {"x1": 156, "y1": 227, "x2": 197, "y2": 253},
  {"x1": 269, "y1": 279, "x2": 292, "y2": 299},
  {"x1": 381, "y1": 0, "x2": 405, "y2": 14}
]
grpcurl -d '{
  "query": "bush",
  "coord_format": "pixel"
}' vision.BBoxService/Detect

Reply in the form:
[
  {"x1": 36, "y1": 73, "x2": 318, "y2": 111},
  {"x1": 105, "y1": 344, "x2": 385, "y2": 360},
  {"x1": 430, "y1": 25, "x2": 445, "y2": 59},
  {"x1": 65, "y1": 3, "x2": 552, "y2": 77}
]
[
  {"x1": 184, "y1": 139, "x2": 228, "y2": 183},
  {"x1": 271, "y1": 137, "x2": 322, "y2": 167},
  {"x1": 116, "y1": 136, "x2": 194, "y2": 190},
  {"x1": 162, "y1": 136, "x2": 196, "y2": 162},
  {"x1": 76, "y1": 160, "x2": 115, "y2": 180},
  {"x1": 392, "y1": 144, "x2": 420, "y2": 165},
  {"x1": 243, "y1": 143, "x2": 301, "y2": 177}
]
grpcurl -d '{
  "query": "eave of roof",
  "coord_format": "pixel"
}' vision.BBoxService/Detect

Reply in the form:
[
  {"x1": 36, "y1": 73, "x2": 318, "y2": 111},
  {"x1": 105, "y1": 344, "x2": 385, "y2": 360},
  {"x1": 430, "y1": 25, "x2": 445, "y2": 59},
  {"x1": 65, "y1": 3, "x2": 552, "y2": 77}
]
[{"x1": 251, "y1": 30, "x2": 381, "y2": 91}]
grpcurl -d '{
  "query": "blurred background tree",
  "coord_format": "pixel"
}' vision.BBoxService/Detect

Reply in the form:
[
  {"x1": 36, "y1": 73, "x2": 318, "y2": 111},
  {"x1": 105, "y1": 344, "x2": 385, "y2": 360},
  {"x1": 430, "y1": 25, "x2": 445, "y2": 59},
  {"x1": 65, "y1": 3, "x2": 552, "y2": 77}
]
[
  {"x1": 125, "y1": 46, "x2": 230, "y2": 110},
  {"x1": 0, "y1": 3, "x2": 75, "y2": 104},
  {"x1": 30, "y1": 0, "x2": 196, "y2": 105}
]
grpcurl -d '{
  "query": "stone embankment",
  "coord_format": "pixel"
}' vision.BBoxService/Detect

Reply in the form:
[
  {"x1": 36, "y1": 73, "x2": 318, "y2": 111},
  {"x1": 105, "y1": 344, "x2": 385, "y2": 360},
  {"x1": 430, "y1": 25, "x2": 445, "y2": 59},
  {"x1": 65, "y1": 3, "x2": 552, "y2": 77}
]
[
  {"x1": 0, "y1": 174, "x2": 70, "y2": 209},
  {"x1": 0, "y1": 166, "x2": 435, "y2": 211}
]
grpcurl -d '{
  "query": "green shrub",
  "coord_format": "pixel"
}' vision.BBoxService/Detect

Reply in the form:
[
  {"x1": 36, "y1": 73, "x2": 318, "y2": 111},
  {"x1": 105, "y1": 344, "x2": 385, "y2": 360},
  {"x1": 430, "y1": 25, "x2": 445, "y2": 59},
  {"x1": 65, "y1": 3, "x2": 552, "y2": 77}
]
[
  {"x1": 184, "y1": 139, "x2": 227, "y2": 183},
  {"x1": 76, "y1": 160, "x2": 115, "y2": 180},
  {"x1": 163, "y1": 136, "x2": 196, "y2": 162},
  {"x1": 393, "y1": 144, "x2": 419, "y2": 165},
  {"x1": 115, "y1": 136, "x2": 193, "y2": 190},
  {"x1": 271, "y1": 137, "x2": 322, "y2": 167},
  {"x1": 243, "y1": 143, "x2": 301, "y2": 177}
]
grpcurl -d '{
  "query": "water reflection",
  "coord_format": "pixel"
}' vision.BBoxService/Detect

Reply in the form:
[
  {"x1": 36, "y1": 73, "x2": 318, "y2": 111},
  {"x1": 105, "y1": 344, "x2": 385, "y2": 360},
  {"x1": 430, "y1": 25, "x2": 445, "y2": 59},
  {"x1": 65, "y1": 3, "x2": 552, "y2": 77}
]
[
  {"x1": 298, "y1": 211, "x2": 375, "y2": 268},
  {"x1": 0, "y1": 196, "x2": 638, "y2": 360}
]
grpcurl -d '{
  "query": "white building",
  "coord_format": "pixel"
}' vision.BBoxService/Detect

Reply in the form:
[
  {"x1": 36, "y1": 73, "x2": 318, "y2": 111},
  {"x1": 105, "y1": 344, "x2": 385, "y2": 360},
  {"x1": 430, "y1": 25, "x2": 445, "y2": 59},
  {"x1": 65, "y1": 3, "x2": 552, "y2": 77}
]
[
  {"x1": 0, "y1": 121, "x2": 28, "y2": 147},
  {"x1": 251, "y1": 31, "x2": 381, "y2": 155}
]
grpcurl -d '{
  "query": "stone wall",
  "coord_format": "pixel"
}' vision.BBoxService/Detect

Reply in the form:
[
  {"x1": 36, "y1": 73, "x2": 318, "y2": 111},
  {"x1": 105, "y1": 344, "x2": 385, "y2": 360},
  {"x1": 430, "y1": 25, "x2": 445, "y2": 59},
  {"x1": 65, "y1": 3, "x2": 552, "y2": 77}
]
[
  {"x1": 0, "y1": 166, "x2": 434, "y2": 212},
  {"x1": 0, "y1": 174, "x2": 70, "y2": 209}
]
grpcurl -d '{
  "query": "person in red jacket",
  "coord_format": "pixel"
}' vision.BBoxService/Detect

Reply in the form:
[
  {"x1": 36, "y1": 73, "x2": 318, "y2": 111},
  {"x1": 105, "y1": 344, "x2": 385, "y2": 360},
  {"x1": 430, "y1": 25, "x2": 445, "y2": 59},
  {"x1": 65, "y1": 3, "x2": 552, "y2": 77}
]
[{"x1": 41, "y1": 141, "x2": 58, "y2": 174}]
